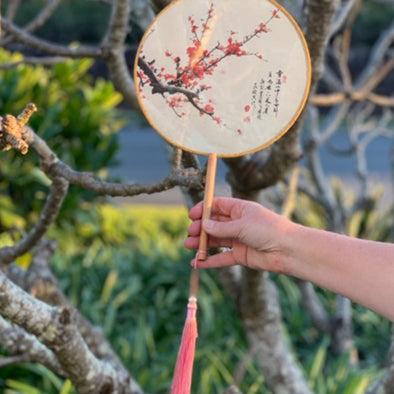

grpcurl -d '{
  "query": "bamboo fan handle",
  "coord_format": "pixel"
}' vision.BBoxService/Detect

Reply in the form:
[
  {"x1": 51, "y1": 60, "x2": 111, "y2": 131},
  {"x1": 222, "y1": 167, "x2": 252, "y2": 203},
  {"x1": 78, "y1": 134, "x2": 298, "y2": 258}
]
[{"x1": 197, "y1": 153, "x2": 217, "y2": 261}]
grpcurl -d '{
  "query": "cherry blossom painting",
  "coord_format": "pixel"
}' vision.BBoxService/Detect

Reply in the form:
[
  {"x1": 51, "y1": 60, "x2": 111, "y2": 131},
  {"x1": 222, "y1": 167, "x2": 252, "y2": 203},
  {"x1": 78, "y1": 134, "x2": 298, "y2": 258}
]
[{"x1": 135, "y1": 0, "x2": 311, "y2": 156}]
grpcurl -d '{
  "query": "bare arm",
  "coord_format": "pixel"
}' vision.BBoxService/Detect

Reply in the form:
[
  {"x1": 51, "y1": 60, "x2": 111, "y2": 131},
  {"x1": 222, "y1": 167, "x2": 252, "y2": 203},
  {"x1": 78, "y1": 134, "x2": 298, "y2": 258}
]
[
  {"x1": 285, "y1": 223, "x2": 394, "y2": 320},
  {"x1": 185, "y1": 197, "x2": 394, "y2": 321}
]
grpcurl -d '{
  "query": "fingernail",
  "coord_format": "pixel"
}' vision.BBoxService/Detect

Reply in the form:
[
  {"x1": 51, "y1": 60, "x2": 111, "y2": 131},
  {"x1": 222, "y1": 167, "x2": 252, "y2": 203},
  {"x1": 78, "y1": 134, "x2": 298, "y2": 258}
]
[
  {"x1": 203, "y1": 219, "x2": 214, "y2": 231},
  {"x1": 191, "y1": 258, "x2": 198, "y2": 269}
]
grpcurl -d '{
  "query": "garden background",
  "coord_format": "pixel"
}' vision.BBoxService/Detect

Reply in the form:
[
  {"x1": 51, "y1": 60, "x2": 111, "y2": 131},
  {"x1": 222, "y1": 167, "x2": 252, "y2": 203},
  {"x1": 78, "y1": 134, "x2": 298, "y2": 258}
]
[{"x1": 0, "y1": 0, "x2": 393, "y2": 393}]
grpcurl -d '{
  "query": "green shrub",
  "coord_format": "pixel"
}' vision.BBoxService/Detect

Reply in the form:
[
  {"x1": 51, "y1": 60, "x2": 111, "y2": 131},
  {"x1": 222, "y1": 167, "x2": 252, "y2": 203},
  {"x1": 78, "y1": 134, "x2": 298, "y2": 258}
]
[{"x1": 0, "y1": 48, "x2": 127, "y2": 229}]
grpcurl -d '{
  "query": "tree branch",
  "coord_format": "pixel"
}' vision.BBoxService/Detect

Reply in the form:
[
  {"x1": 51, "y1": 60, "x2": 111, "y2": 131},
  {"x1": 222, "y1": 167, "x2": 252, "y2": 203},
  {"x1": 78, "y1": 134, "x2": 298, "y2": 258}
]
[
  {"x1": 296, "y1": 280, "x2": 331, "y2": 332},
  {"x1": 3, "y1": 239, "x2": 141, "y2": 388},
  {"x1": 0, "y1": 314, "x2": 65, "y2": 375},
  {"x1": 20, "y1": 123, "x2": 204, "y2": 196},
  {"x1": 0, "y1": 17, "x2": 102, "y2": 58},
  {"x1": 1, "y1": 0, "x2": 63, "y2": 46},
  {"x1": 355, "y1": 17, "x2": 394, "y2": 90},
  {"x1": 0, "y1": 354, "x2": 30, "y2": 368},
  {"x1": 0, "y1": 269, "x2": 143, "y2": 394},
  {"x1": 102, "y1": 0, "x2": 140, "y2": 110},
  {"x1": 311, "y1": 55, "x2": 394, "y2": 108},
  {"x1": 131, "y1": 0, "x2": 155, "y2": 32},
  {"x1": 49, "y1": 159, "x2": 203, "y2": 195},
  {"x1": 329, "y1": 0, "x2": 359, "y2": 38},
  {"x1": 4, "y1": 0, "x2": 21, "y2": 24},
  {"x1": 149, "y1": 0, "x2": 174, "y2": 13},
  {"x1": 20, "y1": 0, "x2": 63, "y2": 34},
  {"x1": 0, "y1": 176, "x2": 69, "y2": 265}
]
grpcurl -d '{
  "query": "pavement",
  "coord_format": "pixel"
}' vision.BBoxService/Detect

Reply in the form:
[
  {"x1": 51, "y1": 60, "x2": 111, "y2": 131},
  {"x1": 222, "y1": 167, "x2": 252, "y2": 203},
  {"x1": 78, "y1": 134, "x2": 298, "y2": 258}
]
[{"x1": 108, "y1": 125, "x2": 393, "y2": 206}]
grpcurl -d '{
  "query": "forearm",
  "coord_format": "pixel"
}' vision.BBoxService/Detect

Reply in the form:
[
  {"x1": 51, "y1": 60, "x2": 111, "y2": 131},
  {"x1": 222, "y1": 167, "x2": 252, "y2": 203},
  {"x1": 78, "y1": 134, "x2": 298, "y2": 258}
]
[{"x1": 283, "y1": 223, "x2": 394, "y2": 321}]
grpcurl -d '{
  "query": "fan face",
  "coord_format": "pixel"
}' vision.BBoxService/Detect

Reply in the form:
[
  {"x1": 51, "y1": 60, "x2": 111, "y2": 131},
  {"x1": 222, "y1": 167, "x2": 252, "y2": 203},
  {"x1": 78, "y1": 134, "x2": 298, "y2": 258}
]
[{"x1": 135, "y1": 0, "x2": 311, "y2": 157}]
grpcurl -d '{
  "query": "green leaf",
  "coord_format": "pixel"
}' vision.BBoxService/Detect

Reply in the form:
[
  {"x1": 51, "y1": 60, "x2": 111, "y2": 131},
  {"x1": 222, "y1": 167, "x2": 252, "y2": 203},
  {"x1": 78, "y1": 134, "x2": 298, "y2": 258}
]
[
  {"x1": 5, "y1": 379, "x2": 42, "y2": 394},
  {"x1": 308, "y1": 338, "x2": 329, "y2": 386},
  {"x1": 59, "y1": 379, "x2": 75, "y2": 394}
]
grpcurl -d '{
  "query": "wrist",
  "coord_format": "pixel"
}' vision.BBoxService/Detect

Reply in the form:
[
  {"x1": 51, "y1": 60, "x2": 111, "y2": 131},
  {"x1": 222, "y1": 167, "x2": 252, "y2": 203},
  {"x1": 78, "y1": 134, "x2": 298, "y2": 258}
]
[
  {"x1": 254, "y1": 212, "x2": 301, "y2": 275},
  {"x1": 275, "y1": 219, "x2": 308, "y2": 277}
]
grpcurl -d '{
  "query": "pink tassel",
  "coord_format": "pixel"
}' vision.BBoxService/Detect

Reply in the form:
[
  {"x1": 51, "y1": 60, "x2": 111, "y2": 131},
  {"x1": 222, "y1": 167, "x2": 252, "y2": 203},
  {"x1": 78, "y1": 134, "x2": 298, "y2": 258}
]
[
  {"x1": 171, "y1": 154, "x2": 215, "y2": 393},
  {"x1": 171, "y1": 296, "x2": 198, "y2": 394}
]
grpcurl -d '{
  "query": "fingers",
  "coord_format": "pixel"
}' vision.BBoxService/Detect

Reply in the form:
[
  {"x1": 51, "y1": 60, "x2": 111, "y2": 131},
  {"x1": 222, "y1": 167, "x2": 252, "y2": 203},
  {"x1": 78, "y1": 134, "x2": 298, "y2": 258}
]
[
  {"x1": 187, "y1": 219, "x2": 202, "y2": 237},
  {"x1": 188, "y1": 201, "x2": 204, "y2": 220},
  {"x1": 184, "y1": 233, "x2": 232, "y2": 250},
  {"x1": 191, "y1": 250, "x2": 237, "y2": 269},
  {"x1": 209, "y1": 197, "x2": 245, "y2": 217},
  {"x1": 188, "y1": 205, "x2": 242, "y2": 240},
  {"x1": 186, "y1": 201, "x2": 243, "y2": 251},
  {"x1": 185, "y1": 218, "x2": 235, "y2": 249},
  {"x1": 203, "y1": 218, "x2": 242, "y2": 239},
  {"x1": 188, "y1": 197, "x2": 245, "y2": 220},
  {"x1": 186, "y1": 197, "x2": 249, "y2": 253}
]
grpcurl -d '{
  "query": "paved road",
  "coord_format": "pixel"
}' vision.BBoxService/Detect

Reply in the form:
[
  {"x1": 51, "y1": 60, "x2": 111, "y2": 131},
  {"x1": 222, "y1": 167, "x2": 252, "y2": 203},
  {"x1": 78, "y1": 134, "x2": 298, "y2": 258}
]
[{"x1": 109, "y1": 125, "x2": 393, "y2": 205}]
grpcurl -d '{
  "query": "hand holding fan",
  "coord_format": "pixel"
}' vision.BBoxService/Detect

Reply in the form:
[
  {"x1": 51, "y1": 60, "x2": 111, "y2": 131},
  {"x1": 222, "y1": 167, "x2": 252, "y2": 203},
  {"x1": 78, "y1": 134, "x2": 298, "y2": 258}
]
[{"x1": 135, "y1": 0, "x2": 310, "y2": 392}]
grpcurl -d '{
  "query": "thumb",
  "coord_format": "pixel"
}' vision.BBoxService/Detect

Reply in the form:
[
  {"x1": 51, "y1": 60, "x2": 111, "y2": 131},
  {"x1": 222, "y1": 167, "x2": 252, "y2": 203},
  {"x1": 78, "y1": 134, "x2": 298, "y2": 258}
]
[{"x1": 203, "y1": 218, "x2": 241, "y2": 239}]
